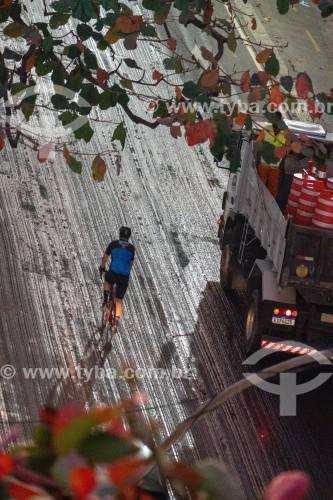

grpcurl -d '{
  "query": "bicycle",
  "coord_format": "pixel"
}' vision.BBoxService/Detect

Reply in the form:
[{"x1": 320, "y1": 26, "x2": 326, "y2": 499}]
[{"x1": 99, "y1": 271, "x2": 118, "y2": 344}]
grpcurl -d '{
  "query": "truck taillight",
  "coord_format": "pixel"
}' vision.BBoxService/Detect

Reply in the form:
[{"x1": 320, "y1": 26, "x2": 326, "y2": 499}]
[
  {"x1": 273, "y1": 308, "x2": 298, "y2": 317},
  {"x1": 217, "y1": 218, "x2": 221, "y2": 225}
]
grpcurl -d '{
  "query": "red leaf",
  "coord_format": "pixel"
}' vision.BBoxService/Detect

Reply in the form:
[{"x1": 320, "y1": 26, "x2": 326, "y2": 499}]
[
  {"x1": 200, "y1": 68, "x2": 219, "y2": 90},
  {"x1": 37, "y1": 142, "x2": 53, "y2": 163},
  {"x1": 109, "y1": 456, "x2": 147, "y2": 487},
  {"x1": 96, "y1": 68, "x2": 109, "y2": 85},
  {"x1": 263, "y1": 471, "x2": 311, "y2": 500},
  {"x1": 170, "y1": 125, "x2": 182, "y2": 139},
  {"x1": 167, "y1": 38, "x2": 177, "y2": 51},
  {"x1": 200, "y1": 46, "x2": 218, "y2": 66},
  {"x1": 114, "y1": 15, "x2": 142, "y2": 34},
  {"x1": 185, "y1": 119, "x2": 217, "y2": 146},
  {"x1": 0, "y1": 453, "x2": 13, "y2": 480},
  {"x1": 251, "y1": 18, "x2": 257, "y2": 30},
  {"x1": 7, "y1": 479, "x2": 47, "y2": 500},
  {"x1": 234, "y1": 113, "x2": 248, "y2": 126},
  {"x1": 269, "y1": 84, "x2": 287, "y2": 109},
  {"x1": 152, "y1": 69, "x2": 163, "y2": 82},
  {"x1": 295, "y1": 72, "x2": 312, "y2": 99},
  {"x1": 240, "y1": 70, "x2": 251, "y2": 92},
  {"x1": 39, "y1": 406, "x2": 57, "y2": 425},
  {"x1": 175, "y1": 86, "x2": 182, "y2": 100},
  {"x1": 258, "y1": 71, "x2": 270, "y2": 86},
  {"x1": 52, "y1": 404, "x2": 84, "y2": 432},
  {"x1": 256, "y1": 48, "x2": 272, "y2": 64},
  {"x1": 70, "y1": 467, "x2": 96, "y2": 497},
  {"x1": 307, "y1": 97, "x2": 322, "y2": 120}
]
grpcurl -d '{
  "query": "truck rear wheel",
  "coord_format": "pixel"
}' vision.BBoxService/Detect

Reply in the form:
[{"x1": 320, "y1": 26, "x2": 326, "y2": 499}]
[
  {"x1": 245, "y1": 290, "x2": 263, "y2": 354},
  {"x1": 220, "y1": 230, "x2": 233, "y2": 290}
]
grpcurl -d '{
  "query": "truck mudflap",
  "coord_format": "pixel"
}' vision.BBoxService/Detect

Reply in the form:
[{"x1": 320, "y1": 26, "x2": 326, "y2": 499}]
[{"x1": 280, "y1": 223, "x2": 333, "y2": 294}]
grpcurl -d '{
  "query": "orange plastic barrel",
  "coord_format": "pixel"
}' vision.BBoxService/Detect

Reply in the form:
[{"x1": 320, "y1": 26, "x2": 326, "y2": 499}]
[
  {"x1": 312, "y1": 189, "x2": 333, "y2": 230},
  {"x1": 295, "y1": 180, "x2": 323, "y2": 226},
  {"x1": 285, "y1": 173, "x2": 315, "y2": 217}
]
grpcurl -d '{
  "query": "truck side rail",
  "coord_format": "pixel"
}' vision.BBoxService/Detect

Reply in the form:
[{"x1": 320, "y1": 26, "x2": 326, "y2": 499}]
[{"x1": 234, "y1": 141, "x2": 288, "y2": 280}]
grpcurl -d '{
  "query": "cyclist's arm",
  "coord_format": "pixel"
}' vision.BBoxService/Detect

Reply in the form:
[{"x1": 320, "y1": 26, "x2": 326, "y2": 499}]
[{"x1": 101, "y1": 252, "x2": 109, "y2": 270}]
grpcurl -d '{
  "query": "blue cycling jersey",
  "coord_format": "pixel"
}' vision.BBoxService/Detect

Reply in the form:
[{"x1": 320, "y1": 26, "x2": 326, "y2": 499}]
[{"x1": 105, "y1": 240, "x2": 135, "y2": 277}]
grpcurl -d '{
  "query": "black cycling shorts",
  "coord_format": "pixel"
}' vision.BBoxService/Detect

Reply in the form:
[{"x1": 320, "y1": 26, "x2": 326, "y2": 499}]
[{"x1": 105, "y1": 271, "x2": 129, "y2": 299}]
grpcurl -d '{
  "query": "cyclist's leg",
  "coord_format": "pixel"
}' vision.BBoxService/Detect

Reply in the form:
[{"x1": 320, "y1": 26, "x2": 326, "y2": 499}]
[
  {"x1": 102, "y1": 272, "x2": 113, "y2": 311},
  {"x1": 114, "y1": 279, "x2": 129, "y2": 326}
]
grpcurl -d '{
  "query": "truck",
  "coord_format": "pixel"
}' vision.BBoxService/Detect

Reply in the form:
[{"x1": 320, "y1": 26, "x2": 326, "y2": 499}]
[{"x1": 218, "y1": 120, "x2": 333, "y2": 354}]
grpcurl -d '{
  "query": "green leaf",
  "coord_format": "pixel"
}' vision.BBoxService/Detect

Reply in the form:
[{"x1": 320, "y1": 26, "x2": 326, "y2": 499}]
[
  {"x1": 80, "y1": 83, "x2": 100, "y2": 105},
  {"x1": 74, "y1": 121, "x2": 94, "y2": 142},
  {"x1": 42, "y1": 36, "x2": 54, "y2": 53},
  {"x1": 10, "y1": 83, "x2": 31, "y2": 95},
  {"x1": 182, "y1": 81, "x2": 200, "y2": 98},
  {"x1": 32, "y1": 424, "x2": 52, "y2": 447},
  {"x1": 3, "y1": 48, "x2": 21, "y2": 61},
  {"x1": 21, "y1": 103, "x2": 35, "y2": 121},
  {"x1": 59, "y1": 110, "x2": 78, "y2": 127},
  {"x1": 112, "y1": 122, "x2": 126, "y2": 149},
  {"x1": 142, "y1": 0, "x2": 162, "y2": 10},
  {"x1": 63, "y1": 44, "x2": 82, "y2": 59},
  {"x1": 97, "y1": 39, "x2": 109, "y2": 50},
  {"x1": 120, "y1": 78, "x2": 133, "y2": 91},
  {"x1": 124, "y1": 58, "x2": 141, "y2": 69},
  {"x1": 227, "y1": 29, "x2": 237, "y2": 52},
  {"x1": 66, "y1": 68, "x2": 84, "y2": 92},
  {"x1": 77, "y1": 23, "x2": 94, "y2": 40},
  {"x1": 51, "y1": 93, "x2": 70, "y2": 109},
  {"x1": 280, "y1": 75, "x2": 293, "y2": 93},
  {"x1": 163, "y1": 58, "x2": 177, "y2": 70},
  {"x1": 265, "y1": 51, "x2": 279, "y2": 77},
  {"x1": 141, "y1": 23, "x2": 157, "y2": 37},
  {"x1": 36, "y1": 60, "x2": 54, "y2": 76},
  {"x1": 152, "y1": 101, "x2": 168, "y2": 119},
  {"x1": 49, "y1": 12, "x2": 70, "y2": 29},
  {"x1": 68, "y1": 155, "x2": 83, "y2": 174},
  {"x1": 99, "y1": 90, "x2": 118, "y2": 110},
  {"x1": 84, "y1": 48, "x2": 98, "y2": 69},
  {"x1": 111, "y1": 84, "x2": 129, "y2": 107},
  {"x1": 51, "y1": 66, "x2": 66, "y2": 85},
  {"x1": 250, "y1": 73, "x2": 261, "y2": 86},
  {"x1": 79, "y1": 431, "x2": 138, "y2": 465},
  {"x1": 277, "y1": 0, "x2": 289, "y2": 15}
]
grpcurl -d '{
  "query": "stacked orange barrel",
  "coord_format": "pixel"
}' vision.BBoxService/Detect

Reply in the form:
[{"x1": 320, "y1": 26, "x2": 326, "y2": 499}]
[{"x1": 285, "y1": 161, "x2": 333, "y2": 230}]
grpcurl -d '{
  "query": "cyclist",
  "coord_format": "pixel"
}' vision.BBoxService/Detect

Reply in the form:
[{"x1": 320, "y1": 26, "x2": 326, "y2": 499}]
[{"x1": 99, "y1": 226, "x2": 135, "y2": 329}]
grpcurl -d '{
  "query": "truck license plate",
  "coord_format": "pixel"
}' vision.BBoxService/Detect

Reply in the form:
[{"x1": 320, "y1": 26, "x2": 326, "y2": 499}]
[{"x1": 272, "y1": 317, "x2": 295, "y2": 326}]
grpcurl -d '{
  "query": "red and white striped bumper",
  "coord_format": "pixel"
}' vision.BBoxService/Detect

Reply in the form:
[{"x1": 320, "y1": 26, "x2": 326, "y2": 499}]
[{"x1": 261, "y1": 340, "x2": 318, "y2": 356}]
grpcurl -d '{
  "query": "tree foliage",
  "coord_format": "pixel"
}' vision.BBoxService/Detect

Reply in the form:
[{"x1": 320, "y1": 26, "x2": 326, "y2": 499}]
[{"x1": 0, "y1": 0, "x2": 331, "y2": 177}]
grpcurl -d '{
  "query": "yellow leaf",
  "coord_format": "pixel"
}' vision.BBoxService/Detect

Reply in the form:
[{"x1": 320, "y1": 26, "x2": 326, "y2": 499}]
[
  {"x1": 104, "y1": 27, "x2": 120, "y2": 44},
  {"x1": 92, "y1": 155, "x2": 107, "y2": 182},
  {"x1": 3, "y1": 21, "x2": 23, "y2": 38}
]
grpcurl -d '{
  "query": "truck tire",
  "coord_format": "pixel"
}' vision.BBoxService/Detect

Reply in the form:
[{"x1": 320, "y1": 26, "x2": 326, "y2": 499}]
[{"x1": 245, "y1": 290, "x2": 263, "y2": 354}]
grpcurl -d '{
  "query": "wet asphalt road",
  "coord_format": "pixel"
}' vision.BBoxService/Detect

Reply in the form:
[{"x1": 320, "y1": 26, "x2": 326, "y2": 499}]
[{"x1": 0, "y1": 1, "x2": 333, "y2": 499}]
